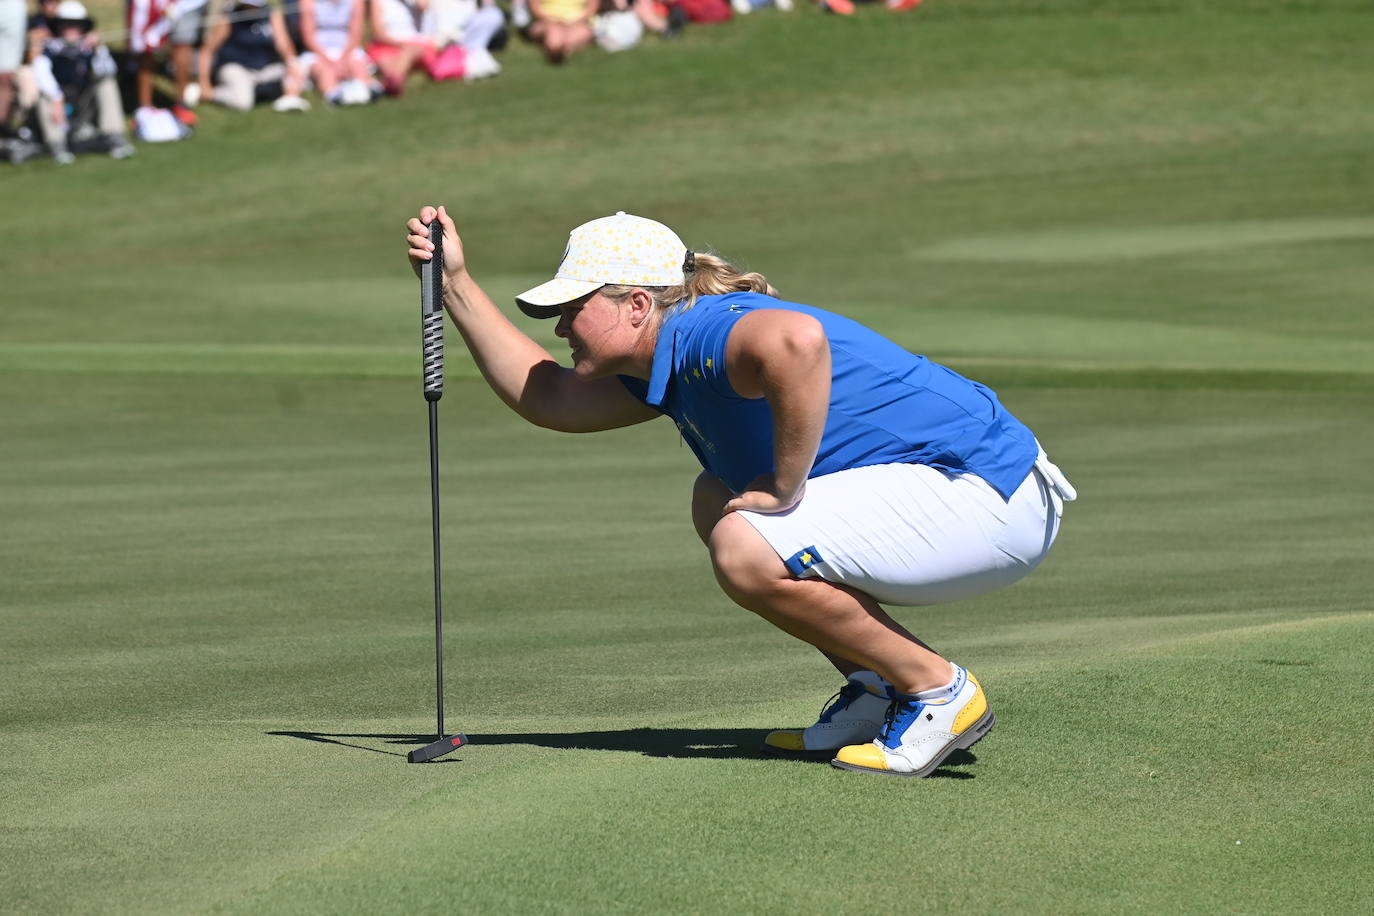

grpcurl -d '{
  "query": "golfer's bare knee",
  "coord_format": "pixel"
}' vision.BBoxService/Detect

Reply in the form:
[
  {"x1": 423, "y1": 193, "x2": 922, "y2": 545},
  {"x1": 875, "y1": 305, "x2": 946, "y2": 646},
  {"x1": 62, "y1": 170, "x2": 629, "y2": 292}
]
[
  {"x1": 691, "y1": 471, "x2": 732, "y2": 545},
  {"x1": 709, "y1": 513, "x2": 788, "y2": 607}
]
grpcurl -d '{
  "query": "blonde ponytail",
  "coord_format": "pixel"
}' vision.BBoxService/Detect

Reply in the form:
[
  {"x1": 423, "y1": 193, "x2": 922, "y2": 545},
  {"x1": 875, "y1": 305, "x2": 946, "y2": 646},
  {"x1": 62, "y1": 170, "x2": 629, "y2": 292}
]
[{"x1": 600, "y1": 252, "x2": 775, "y2": 315}]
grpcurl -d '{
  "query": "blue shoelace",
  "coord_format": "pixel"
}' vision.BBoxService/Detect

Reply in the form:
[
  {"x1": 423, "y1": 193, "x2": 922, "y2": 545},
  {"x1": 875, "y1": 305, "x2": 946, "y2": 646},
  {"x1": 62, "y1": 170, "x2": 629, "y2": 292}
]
[
  {"x1": 878, "y1": 696, "x2": 925, "y2": 746},
  {"x1": 816, "y1": 680, "x2": 866, "y2": 724}
]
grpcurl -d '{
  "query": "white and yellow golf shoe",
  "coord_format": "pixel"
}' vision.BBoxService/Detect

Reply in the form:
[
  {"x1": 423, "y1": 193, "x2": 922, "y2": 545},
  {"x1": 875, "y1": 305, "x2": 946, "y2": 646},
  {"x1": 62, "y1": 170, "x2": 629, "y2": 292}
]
[
  {"x1": 831, "y1": 665, "x2": 994, "y2": 777},
  {"x1": 762, "y1": 670, "x2": 895, "y2": 756}
]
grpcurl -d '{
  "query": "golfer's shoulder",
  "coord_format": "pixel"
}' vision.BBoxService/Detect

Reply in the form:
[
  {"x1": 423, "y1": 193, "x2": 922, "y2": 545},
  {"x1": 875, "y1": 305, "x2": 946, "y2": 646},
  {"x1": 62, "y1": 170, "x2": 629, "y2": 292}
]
[{"x1": 672, "y1": 291, "x2": 781, "y2": 336}]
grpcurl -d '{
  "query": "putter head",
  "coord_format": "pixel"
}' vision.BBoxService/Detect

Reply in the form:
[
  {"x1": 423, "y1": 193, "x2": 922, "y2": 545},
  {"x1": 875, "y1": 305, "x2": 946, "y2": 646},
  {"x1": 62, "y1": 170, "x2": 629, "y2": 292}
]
[{"x1": 407, "y1": 733, "x2": 468, "y2": 763}]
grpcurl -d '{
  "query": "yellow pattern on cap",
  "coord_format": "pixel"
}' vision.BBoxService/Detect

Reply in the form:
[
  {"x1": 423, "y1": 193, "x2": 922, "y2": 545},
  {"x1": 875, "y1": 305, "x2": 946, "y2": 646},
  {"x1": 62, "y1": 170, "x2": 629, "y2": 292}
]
[{"x1": 516, "y1": 211, "x2": 689, "y2": 308}]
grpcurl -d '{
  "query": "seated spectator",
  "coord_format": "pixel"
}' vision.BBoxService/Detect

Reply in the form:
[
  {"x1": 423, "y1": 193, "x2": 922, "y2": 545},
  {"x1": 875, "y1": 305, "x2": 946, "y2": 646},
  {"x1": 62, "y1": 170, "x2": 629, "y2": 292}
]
[
  {"x1": 126, "y1": 0, "x2": 203, "y2": 124},
  {"x1": 298, "y1": 0, "x2": 379, "y2": 105},
  {"x1": 197, "y1": 0, "x2": 310, "y2": 112},
  {"x1": 25, "y1": 0, "x2": 56, "y2": 34},
  {"x1": 674, "y1": 0, "x2": 731, "y2": 22},
  {"x1": 366, "y1": 0, "x2": 465, "y2": 95},
  {"x1": 23, "y1": 0, "x2": 103, "y2": 81},
  {"x1": 730, "y1": 0, "x2": 790, "y2": 14},
  {"x1": 589, "y1": 0, "x2": 681, "y2": 52},
  {"x1": 166, "y1": 0, "x2": 207, "y2": 109},
  {"x1": 591, "y1": 0, "x2": 641, "y2": 52},
  {"x1": 620, "y1": 0, "x2": 686, "y2": 42},
  {"x1": 527, "y1": 0, "x2": 597, "y2": 64},
  {"x1": 431, "y1": 0, "x2": 504, "y2": 80},
  {"x1": 29, "y1": 0, "x2": 133, "y2": 161}
]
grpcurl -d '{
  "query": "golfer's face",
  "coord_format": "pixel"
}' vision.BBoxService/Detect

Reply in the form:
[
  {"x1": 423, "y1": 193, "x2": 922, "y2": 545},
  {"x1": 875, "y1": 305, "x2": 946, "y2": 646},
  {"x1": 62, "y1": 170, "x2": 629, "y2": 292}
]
[{"x1": 555, "y1": 291, "x2": 629, "y2": 379}]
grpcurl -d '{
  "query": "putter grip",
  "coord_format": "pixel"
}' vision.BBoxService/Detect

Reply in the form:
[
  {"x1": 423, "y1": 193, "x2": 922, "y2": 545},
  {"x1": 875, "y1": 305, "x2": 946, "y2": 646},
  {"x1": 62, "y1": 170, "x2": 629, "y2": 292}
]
[{"x1": 420, "y1": 220, "x2": 445, "y2": 402}]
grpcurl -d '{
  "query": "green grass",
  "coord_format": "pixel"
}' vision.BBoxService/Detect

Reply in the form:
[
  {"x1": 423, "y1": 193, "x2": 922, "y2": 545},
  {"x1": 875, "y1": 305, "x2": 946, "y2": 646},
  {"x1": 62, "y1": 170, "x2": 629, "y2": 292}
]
[{"x1": 3, "y1": 2, "x2": 1373, "y2": 912}]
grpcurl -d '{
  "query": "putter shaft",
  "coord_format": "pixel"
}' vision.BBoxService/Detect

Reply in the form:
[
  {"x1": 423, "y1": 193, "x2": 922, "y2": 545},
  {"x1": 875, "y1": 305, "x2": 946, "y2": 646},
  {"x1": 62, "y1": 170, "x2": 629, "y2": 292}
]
[{"x1": 428, "y1": 398, "x2": 444, "y2": 738}]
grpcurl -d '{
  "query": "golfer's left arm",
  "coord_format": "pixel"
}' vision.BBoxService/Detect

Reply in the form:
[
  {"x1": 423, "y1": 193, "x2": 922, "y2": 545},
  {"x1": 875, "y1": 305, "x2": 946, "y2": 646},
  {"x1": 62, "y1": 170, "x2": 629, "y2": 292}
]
[{"x1": 723, "y1": 309, "x2": 831, "y2": 514}]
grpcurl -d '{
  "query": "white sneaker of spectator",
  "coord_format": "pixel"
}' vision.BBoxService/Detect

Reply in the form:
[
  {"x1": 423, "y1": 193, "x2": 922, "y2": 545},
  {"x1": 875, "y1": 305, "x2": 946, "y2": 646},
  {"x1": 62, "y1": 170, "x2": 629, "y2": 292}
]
[
  {"x1": 134, "y1": 106, "x2": 190, "y2": 142},
  {"x1": 775, "y1": 0, "x2": 793, "y2": 9},
  {"x1": 732, "y1": 0, "x2": 752, "y2": 13},
  {"x1": 463, "y1": 47, "x2": 502, "y2": 81},
  {"x1": 339, "y1": 80, "x2": 373, "y2": 105},
  {"x1": 272, "y1": 95, "x2": 311, "y2": 113}
]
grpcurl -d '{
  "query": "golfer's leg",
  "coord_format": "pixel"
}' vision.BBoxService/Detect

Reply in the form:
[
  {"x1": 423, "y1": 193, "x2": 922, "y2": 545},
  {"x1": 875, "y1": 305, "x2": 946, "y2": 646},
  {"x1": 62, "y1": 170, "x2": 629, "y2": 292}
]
[
  {"x1": 693, "y1": 471, "x2": 878, "y2": 679},
  {"x1": 709, "y1": 512, "x2": 952, "y2": 694},
  {"x1": 690, "y1": 471, "x2": 732, "y2": 545}
]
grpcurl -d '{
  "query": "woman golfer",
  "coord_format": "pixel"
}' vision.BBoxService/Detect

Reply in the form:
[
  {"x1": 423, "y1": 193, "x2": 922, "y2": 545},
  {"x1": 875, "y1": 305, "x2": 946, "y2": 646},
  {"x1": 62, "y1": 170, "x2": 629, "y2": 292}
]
[{"x1": 405, "y1": 206, "x2": 1075, "y2": 778}]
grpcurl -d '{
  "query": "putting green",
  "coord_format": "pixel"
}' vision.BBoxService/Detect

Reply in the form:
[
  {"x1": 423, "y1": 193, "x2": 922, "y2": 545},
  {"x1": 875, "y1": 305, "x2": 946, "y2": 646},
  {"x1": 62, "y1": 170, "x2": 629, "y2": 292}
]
[{"x1": 3, "y1": 2, "x2": 1372, "y2": 912}]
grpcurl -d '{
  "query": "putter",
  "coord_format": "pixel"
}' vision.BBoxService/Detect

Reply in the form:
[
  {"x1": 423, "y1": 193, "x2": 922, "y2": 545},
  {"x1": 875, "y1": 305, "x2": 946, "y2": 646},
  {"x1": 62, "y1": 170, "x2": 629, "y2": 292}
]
[{"x1": 408, "y1": 217, "x2": 469, "y2": 764}]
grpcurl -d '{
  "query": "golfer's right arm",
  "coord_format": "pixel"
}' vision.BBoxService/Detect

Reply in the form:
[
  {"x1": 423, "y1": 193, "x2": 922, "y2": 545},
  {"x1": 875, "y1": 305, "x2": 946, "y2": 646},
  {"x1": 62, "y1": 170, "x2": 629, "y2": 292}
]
[{"x1": 406, "y1": 206, "x2": 657, "y2": 433}]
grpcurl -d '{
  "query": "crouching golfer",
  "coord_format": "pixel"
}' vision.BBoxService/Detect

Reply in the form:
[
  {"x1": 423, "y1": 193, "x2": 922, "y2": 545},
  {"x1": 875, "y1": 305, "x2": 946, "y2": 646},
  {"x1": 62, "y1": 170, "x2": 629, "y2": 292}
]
[{"x1": 404, "y1": 206, "x2": 1076, "y2": 778}]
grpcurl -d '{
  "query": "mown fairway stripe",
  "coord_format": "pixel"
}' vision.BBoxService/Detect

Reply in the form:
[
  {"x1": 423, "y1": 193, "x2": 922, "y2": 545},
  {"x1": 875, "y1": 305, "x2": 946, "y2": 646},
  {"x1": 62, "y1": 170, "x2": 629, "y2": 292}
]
[
  {"x1": 915, "y1": 217, "x2": 1374, "y2": 263},
  {"x1": 4, "y1": 348, "x2": 1370, "y2": 393}
]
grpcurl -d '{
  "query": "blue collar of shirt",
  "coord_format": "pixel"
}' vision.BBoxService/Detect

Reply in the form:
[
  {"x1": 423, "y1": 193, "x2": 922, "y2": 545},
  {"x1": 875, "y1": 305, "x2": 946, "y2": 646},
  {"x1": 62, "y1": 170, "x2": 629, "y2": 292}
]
[{"x1": 643, "y1": 306, "x2": 687, "y2": 408}]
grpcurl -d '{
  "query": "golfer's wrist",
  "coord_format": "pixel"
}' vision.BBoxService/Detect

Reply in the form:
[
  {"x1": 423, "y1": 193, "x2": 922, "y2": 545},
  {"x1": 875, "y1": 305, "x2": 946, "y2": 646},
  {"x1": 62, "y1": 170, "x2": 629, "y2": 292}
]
[
  {"x1": 444, "y1": 271, "x2": 480, "y2": 307},
  {"x1": 771, "y1": 475, "x2": 805, "y2": 503}
]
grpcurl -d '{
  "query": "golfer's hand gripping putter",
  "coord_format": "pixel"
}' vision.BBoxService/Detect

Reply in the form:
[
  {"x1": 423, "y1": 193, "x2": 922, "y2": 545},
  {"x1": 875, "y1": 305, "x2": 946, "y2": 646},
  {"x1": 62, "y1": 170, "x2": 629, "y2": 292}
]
[
  {"x1": 420, "y1": 219, "x2": 445, "y2": 403},
  {"x1": 410, "y1": 217, "x2": 469, "y2": 764}
]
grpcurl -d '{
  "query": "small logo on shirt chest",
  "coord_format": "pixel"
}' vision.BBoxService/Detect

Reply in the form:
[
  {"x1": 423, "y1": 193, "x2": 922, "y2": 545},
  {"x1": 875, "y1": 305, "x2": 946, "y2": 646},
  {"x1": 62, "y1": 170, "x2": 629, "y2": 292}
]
[{"x1": 675, "y1": 414, "x2": 716, "y2": 454}]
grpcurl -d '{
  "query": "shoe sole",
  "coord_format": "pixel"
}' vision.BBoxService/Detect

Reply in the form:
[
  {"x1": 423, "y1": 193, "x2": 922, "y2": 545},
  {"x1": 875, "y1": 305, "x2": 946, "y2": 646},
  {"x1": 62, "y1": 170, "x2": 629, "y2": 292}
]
[{"x1": 830, "y1": 708, "x2": 996, "y2": 778}]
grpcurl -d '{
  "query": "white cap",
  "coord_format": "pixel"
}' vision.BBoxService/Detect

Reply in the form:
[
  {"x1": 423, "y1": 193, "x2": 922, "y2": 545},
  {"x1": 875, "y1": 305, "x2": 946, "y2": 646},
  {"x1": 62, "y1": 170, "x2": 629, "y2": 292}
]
[
  {"x1": 54, "y1": 0, "x2": 90, "y2": 20},
  {"x1": 516, "y1": 212, "x2": 689, "y2": 318}
]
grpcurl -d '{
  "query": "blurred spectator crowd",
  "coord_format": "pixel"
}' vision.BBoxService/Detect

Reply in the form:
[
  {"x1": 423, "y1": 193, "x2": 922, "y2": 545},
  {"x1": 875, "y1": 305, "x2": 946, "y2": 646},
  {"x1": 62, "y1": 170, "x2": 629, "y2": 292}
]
[{"x1": 0, "y1": 0, "x2": 920, "y2": 164}]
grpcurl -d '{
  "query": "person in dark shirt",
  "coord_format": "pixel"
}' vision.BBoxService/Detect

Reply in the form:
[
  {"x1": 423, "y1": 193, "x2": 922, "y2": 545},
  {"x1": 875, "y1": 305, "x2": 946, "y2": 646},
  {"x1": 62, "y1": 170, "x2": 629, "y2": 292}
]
[
  {"x1": 30, "y1": 0, "x2": 133, "y2": 160},
  {"x1": 197, "y1": 0, "x2": 309, "y2": 111}
]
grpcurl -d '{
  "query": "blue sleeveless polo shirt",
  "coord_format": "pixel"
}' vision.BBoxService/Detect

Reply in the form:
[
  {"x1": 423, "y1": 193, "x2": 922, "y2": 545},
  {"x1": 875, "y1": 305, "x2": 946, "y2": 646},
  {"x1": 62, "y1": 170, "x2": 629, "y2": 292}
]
[{"x1": 617, "y1": 292, "x2": 1038, "y2": 501}]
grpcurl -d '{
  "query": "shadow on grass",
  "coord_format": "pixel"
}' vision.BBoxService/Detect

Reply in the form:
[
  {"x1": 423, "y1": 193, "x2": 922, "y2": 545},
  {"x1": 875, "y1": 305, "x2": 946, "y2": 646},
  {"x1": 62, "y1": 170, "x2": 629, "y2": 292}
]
[{"x1": 267, "y1": 729, "x2": 978, "y2": 776}]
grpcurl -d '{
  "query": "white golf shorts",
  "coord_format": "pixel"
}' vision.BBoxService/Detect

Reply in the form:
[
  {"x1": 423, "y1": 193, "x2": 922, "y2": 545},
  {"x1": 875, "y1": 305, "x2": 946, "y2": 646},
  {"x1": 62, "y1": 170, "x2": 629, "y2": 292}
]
[{"x1": 736, "y1": 453, "x2": 1072, "y2": 607}]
